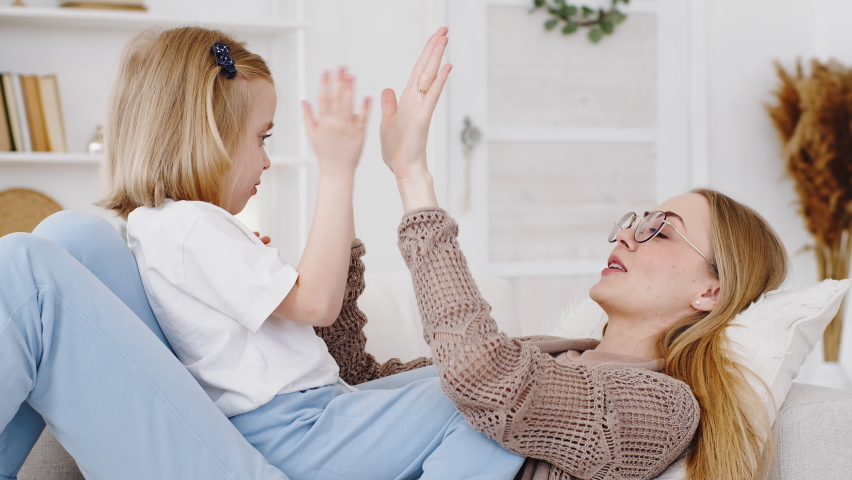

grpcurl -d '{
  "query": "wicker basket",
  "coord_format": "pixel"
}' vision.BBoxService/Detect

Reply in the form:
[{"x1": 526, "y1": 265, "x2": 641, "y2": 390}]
[{"x1": 0, "y1": 188, "x2": 63, "y2": 237}]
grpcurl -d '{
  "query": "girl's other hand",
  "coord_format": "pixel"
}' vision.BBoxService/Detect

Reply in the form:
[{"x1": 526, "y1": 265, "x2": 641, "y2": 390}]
[
  {"x1": 253, "y1": 231, "x2": 271, "y2": 245},
  {"x1": 380, "y1": 27, "x2": 452, "y2": 180},
  {"x1": 303, "y1": 67, "x2": 371, "y2": 177}
]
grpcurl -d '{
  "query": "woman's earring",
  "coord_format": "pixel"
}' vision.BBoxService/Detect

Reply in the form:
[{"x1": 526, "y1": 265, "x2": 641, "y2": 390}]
[{"x1": 694, "y1": 300, "x2": 701, "y2": 307}]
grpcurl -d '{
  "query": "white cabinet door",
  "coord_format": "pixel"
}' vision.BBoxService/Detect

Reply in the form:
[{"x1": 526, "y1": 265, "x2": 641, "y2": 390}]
[{"x1": 446, "y1": 0, "x2": 705, "y2": 334}]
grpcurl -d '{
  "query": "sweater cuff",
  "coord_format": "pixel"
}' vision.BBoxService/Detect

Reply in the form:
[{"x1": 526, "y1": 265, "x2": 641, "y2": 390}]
[{"x1": 397, "y1": 207, "x2": 456, "y2": 237}]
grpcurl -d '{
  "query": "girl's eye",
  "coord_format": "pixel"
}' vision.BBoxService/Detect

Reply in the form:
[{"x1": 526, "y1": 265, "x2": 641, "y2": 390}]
[
  {"x1": 656, "y1": 232, "x2": 669, "y2": 239},
  {"x1": 261, "y1": 133, "x2": 272, "y2": 146}
]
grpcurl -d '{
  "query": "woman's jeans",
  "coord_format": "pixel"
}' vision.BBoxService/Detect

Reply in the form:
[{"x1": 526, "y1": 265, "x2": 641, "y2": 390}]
[{"x1": 0, "y1": 211, "x2": 523, "y2": 480}]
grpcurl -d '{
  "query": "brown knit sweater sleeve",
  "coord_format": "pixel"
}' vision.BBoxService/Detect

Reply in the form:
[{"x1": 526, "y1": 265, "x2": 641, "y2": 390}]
[
  {"x1": 397, "y1": 208, "x2": 699, "y2": 480},
  {"x1": 314, "y1": 238, "x2": 432, "y2": 386}
]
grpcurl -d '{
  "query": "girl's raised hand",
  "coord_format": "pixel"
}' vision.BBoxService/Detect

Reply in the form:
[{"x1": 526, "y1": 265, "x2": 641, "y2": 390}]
[
  {"x1": 380, "y1": 27, "x2": 452, "y2": 180},
  {"x1": 303, "y1": 67, "x2": 371, "y2": 177}
]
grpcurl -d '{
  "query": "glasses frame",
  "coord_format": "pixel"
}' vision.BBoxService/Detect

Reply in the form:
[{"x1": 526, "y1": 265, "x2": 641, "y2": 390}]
[{"x1": 609, "y1": 211, "x2": 718, "y2": 273}]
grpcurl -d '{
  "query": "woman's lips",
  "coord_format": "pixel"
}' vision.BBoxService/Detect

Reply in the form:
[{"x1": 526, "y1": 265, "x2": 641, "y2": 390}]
[{"x1": 602, "y1": 255, "x2": 627, "y2": 275}]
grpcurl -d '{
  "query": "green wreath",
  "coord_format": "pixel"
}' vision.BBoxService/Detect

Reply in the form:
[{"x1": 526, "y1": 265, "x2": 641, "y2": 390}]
[{"x1": 532, "y1": 0, "x2": 629, "y2": 43}]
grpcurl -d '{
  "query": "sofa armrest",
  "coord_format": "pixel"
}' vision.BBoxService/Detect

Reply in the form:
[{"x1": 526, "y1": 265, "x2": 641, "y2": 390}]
[{"x1": 769, "y1": 382, "x2": 852, "y2": 480}]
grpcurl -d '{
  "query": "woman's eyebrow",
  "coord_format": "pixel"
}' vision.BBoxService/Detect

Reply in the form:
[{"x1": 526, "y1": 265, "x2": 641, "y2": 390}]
[
  {"x1": 665, "y1": 211, "x2": 687, "y2": 230},
  {"x1": 264, "y1": 121, "x2": 274, "y2": 131}
]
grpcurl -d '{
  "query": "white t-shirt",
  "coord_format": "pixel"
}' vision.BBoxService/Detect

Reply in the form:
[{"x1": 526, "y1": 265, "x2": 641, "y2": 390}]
[{"x1": 127, "y1": 199, "x2": 340, "y2": 417}]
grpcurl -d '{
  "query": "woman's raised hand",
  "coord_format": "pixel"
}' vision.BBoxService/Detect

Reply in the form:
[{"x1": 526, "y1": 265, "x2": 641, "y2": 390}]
[
  {"x1": 380, "y1": 27, "x2": 452, "y2": 181},
  {"x1": 303, "y1": 67, "x2": 371, "y2": 177}
]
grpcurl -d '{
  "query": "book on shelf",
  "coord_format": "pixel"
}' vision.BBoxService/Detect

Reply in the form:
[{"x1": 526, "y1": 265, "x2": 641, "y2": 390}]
[
  {"x1": 1, "y1": 74, "x2": 25, "y2": 152},
  {"x1": 0, "y1": 87, "x2": 11, "y2": 152},
  {"x1": 61, "y1": 0, "x2": 146, "y2": 5},
  {"x1": 10, "y1": 74, "x2": 32, "y2": 153},
  {"x1": 7, "y1": 74, "x2": 68, "y2": 153},
  {"x1": 60, "y1": 1, "x2": 148, "y2": 11},
  {"x1": 38, "y1": 76, "x2": 68, "y2": 153},
  {"x1": 19, "y1": 75, "x2": 49, "y2": 152}
]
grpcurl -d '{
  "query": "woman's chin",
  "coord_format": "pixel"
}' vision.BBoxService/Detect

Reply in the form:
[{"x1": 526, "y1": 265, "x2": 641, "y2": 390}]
[{"x1": 588, "y1": 281, "x2": 605, "y2": 303}]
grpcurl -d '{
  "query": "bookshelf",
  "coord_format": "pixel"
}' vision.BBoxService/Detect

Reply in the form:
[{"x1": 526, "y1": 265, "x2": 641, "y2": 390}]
[
  {"x1": 0, "y1": 152, "x2": 309, "y2": 166},
  {"x1": 0, "y1": 0, "x2": 311, "y2": 262},
  {"x1": 0, "y1": 6, "x2": 307, "y2": 33}
]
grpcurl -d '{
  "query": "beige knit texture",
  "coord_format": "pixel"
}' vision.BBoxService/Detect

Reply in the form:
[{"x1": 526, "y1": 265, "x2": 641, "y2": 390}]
[
  {"x1": 314, "y1": 238, "x2": 432, "y2": 385},
  {"x1": 397, "y1": 208, "x2": 700, "y2": 480}
]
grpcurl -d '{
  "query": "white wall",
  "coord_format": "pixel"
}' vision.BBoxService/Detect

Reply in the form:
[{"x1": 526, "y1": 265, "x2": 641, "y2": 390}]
[
  {"x1": 303, "y1": 0, "x2": 448, "y2": 273},
  {"x1": 705, "y1": 0, "x2": 852, "y2": 385},
  {"x1": 305, "y1": 0, "x2": 852, "y2": 385}
]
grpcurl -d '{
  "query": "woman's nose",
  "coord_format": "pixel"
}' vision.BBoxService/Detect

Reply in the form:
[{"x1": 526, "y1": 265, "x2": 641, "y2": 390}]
[{"x1": 614, "y1": 226, "x2": 637, "y2": 251}]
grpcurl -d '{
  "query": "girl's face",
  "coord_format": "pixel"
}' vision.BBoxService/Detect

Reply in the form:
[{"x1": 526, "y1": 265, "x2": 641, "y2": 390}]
[
  {"x1": 589, "y1": 193, "x2": 720, "y2": 328},
  {"x1": 223, "y1": 78, "x2": 276, "y2": 215}
]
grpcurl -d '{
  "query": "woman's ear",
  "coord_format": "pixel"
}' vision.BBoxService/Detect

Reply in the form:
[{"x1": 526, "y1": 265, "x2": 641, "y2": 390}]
[{"x1": 691, "y1": 283, "x2": 720, "y2": 312}]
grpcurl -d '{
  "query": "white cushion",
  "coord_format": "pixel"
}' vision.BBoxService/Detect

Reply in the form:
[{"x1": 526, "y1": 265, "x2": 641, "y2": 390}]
[
  {"x1": 360, "y1": 272, "x2": 521, "y2": 363},
  {"x1": 554, "y1": 279, "x2": 850, "y2": 480}
]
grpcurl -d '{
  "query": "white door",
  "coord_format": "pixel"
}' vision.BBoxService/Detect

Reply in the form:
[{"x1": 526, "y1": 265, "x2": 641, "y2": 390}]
[{"x1": 446, "y1": 0, "x2": 706, "y2": 335}]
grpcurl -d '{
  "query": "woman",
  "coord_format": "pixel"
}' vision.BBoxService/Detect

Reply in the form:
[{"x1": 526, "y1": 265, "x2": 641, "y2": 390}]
[{"x1": 374, "y1": 27, "x2": 786, "y2": 479}]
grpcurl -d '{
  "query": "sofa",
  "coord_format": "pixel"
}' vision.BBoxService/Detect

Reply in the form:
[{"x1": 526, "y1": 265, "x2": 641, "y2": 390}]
[{"x1": 17, "y1": 269, "x2": 852, "y2": 479}]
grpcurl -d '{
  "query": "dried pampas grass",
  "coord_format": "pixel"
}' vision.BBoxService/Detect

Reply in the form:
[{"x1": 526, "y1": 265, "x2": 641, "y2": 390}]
[{"x1": 767, "y1": 59, "x2": 852, "y2": 362}]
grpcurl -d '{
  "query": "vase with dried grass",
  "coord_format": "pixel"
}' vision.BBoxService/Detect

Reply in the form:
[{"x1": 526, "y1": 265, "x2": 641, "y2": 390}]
[{"x1": 767, "y1": 59, "x2": 852, "y2": 366}]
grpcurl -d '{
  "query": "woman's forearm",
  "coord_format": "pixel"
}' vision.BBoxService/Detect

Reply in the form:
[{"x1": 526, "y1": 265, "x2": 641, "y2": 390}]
[{"x1": 395, "y1": 169, "x2": 439, "y2": 212}]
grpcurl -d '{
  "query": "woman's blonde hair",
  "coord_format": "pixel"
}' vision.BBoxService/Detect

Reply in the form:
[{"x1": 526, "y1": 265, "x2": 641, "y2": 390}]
[
  {"x1": 98, "y1": 26, "x2": 272, "y2": 219},
  {"x1": 662, "y1": 188, "x2": 788, "y2": 480}
]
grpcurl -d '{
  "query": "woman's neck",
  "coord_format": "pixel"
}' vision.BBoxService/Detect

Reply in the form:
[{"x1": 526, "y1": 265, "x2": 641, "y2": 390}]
[{"x1": 594, "y1": 314, "x2": 664, "y2": 359}]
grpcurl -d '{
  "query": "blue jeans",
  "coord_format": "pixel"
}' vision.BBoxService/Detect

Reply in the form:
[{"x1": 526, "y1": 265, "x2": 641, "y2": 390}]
[{"x1": 0, "y1": 211, "x2": 523, "y2": 480}]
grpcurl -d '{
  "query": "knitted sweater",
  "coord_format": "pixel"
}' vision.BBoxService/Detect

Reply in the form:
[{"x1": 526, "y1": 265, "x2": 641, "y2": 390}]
[
  {"x1": 397, "y1": 207, "x2": 700, "y2": 480},
  {"x1": 314, "y1": 239, "x2": 431, "y2": 385}
]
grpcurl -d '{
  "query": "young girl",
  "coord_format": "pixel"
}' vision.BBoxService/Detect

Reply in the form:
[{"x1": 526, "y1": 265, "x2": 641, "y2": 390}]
[{"x1": 95, "y1": 26, "x2": 523, "y2": 479}]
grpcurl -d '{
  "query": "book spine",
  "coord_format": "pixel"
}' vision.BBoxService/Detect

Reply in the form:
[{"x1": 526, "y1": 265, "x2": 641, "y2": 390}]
[
  {"x1": 39, "y1": 75, "x2": 68, "y2": 153},
  {"x1": 10, "y1": 75, "x2": 31, "y2": 152},
  {"x1": 0, "y1": 83, "x2": 11, "y2": 151},
  {"x1": 1, "y1": 74, "x2": 24, "y2": 151},
  {"x1": 53, "y1": 77, "x2": 68, "y2": 153},
  {"x1": 20, "y1": 75, "x2": 49, "y2": 152},
  {"x1": 60, "y1": 0, "x2": 147, "y2": 6}
]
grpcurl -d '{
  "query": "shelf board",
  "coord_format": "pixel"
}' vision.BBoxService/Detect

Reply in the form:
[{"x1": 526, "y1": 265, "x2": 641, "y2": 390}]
[
  {"x1": 0, "y1": 152, "x2": 308, "y2": 166},
  {"x1": 0, "y1": 152, "x2": 101, "y2": 164},
  {"x1": 0, "y1": 6, "x2": 307, "y2": 34}
]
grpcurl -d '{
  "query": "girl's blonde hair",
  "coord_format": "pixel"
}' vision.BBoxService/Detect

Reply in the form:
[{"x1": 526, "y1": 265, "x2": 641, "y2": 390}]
[
  {"x1": 662, "y1": 188, "x2": 788, "y2": 480},
  {"x1": 99, "y1": 26, "x2": 272, "y2": 219}
]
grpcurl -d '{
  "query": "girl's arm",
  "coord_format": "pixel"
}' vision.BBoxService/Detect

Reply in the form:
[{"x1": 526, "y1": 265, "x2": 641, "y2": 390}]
[{"x1": 272, "y1": 68, "x2": 370, "y2": 327}]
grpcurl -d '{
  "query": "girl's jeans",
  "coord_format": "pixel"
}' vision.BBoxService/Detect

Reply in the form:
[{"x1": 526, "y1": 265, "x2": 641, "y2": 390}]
[{"x1": 0, "y1": 211, "x2": 523, "y2": 480}]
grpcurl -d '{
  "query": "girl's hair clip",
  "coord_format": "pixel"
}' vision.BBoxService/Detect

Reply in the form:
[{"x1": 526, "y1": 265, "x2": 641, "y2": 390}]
[{"x1": 211, "y1": 42, "x2": 237, "y2": 79}]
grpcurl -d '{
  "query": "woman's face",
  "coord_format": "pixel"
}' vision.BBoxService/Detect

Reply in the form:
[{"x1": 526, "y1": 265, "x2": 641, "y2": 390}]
[{"x1": 589, "y1": 193, "x2": 719, "y2": 327}]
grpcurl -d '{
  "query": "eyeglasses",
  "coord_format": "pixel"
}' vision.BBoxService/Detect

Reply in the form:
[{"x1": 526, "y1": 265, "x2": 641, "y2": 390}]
[{"x1": 609, "y1": 211, "x2": 717, "y2": 273}]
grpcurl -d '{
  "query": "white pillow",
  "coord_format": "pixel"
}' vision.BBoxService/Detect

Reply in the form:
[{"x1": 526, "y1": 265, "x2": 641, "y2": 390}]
[
  {"x1": 554, "y1": 279, "x2": 850, "y2": 480},
  {"x1": 552, "y1": 279, "x2": 851, "y2": 425}
]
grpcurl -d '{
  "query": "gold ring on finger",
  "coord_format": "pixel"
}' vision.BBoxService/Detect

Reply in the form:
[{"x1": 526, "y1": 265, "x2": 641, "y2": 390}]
[{"x1": 418, "y1": 86, "x2": 428, "y2": 94}]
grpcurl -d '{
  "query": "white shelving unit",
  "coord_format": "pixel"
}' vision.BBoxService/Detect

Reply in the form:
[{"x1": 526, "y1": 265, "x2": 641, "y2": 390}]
[{"x1": 0, "y1": 0, "x2": 311, "y2": 262}]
